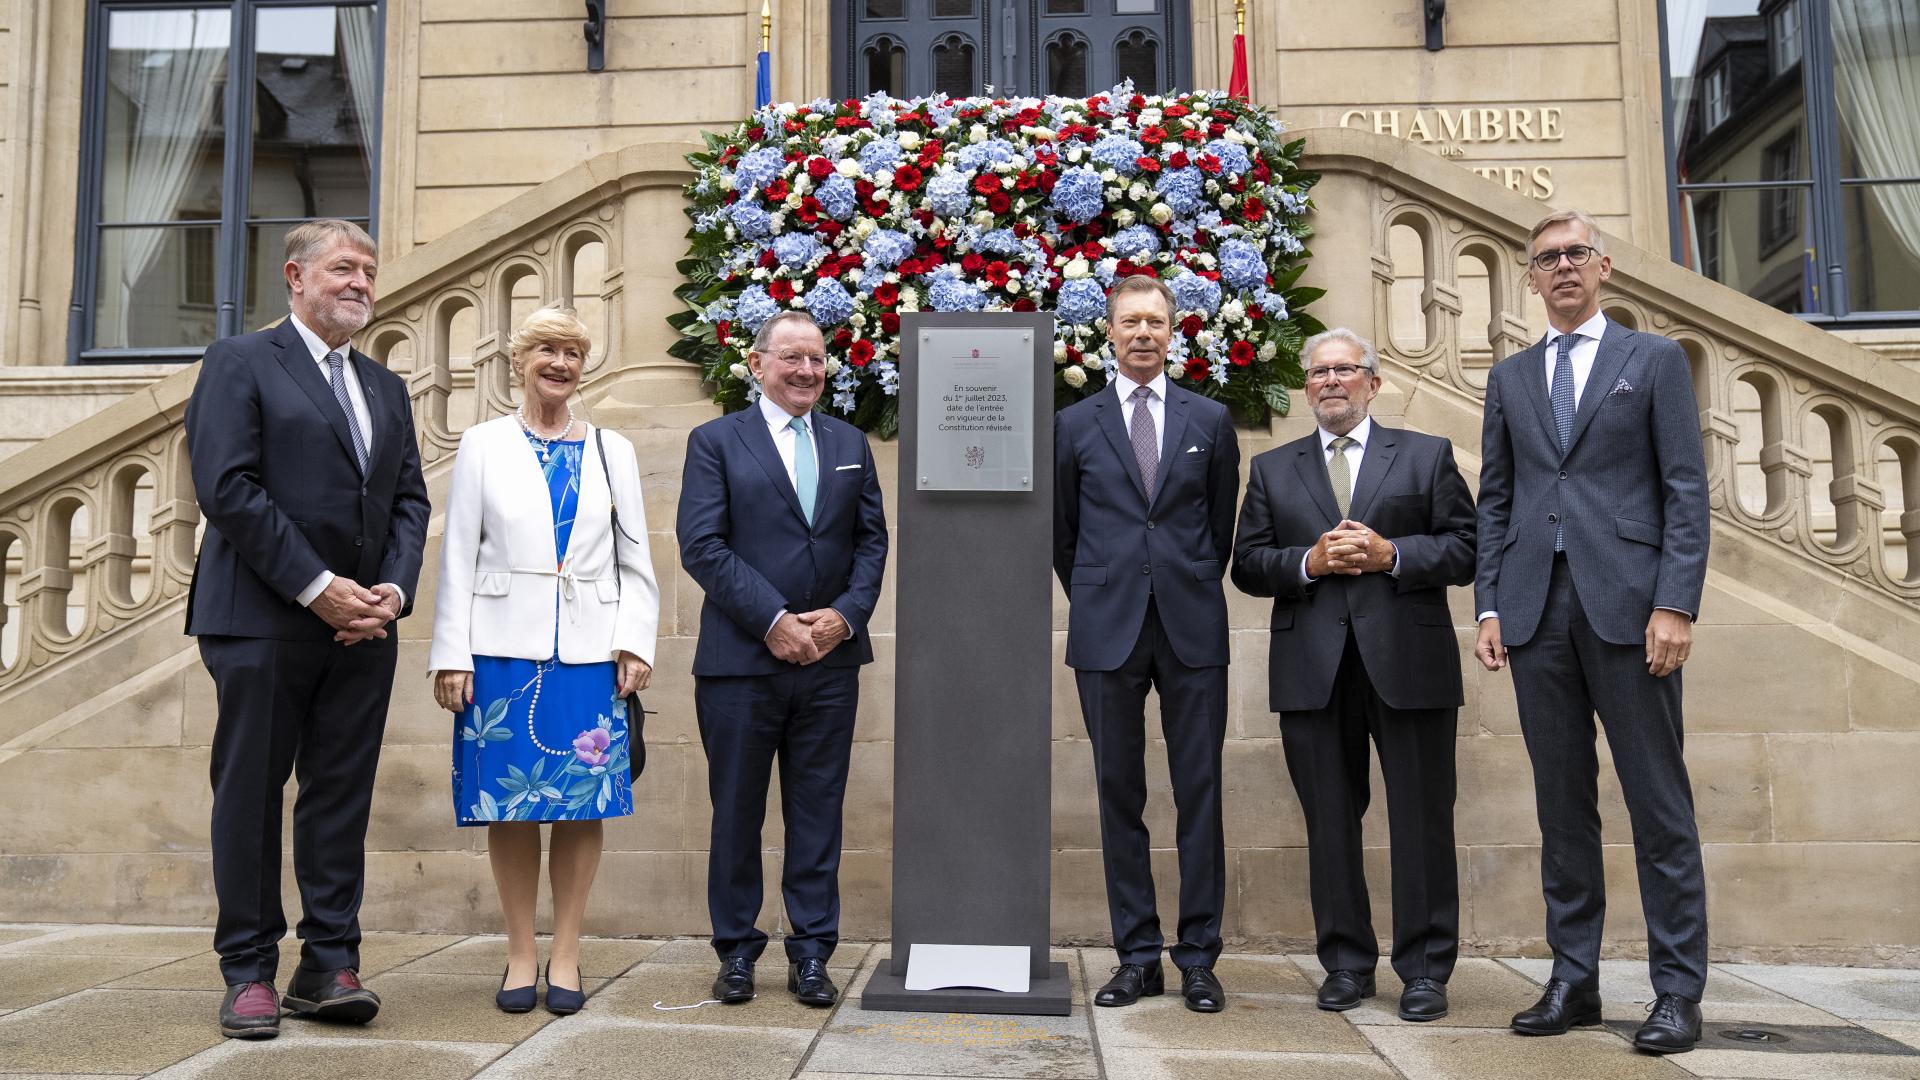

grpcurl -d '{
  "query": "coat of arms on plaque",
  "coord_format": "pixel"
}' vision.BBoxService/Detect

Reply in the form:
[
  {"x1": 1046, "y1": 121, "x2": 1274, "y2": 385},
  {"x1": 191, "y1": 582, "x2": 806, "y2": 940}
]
[{"x1": 964, "y1": 446, "x2": 986, "y2": 469}]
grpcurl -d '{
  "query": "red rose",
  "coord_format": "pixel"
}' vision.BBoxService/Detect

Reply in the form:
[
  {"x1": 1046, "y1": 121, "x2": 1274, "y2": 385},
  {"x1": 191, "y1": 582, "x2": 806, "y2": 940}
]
[
  {"x1": 833, "y1": 327, "x2": 854, "y2": 347},
  {"x1": 768, "y1": 279, "x2": 795, "y2": 303},
  {"x1": 973, "y1": 173, "x2": 1002, "y2": 196},
  {"x1": 757, "y1": 249, "x2": 777, "y2": 269},
  {"x1": 1180, "y1": 314, "x2": 1204, "y2": 338},
  {"x1": 893, "y1": 164, "x2": 923, "y2": 191},
  {"x1": 872, "y1": 282, "x2": 900, "y2": 307},
  {"x1": 1066, "y1": 345, "x2": 1083, "y2": 362},
  {"x1": 1012, "y1": 297, "x2": 1037, "y2": 312},
  {"x1": 961, "y1": 252, "x2": 987, "y2": 275},
  {"x1": 1168, "y1": 151, "x2": 1189, "y2": 170},
  {"x1": 987, "y1": 191, "x2": 1012, "y2": 213},
  {"x1": 1131, "y1": 94, "x2": 1147, "y2": 109},
  {"x1": 1184, "y1": 358, "x2": 1210, "y2": 381},
  {"x1": 806, "y1": 156, "x2": 833, "y2": 181},
  {"x1": 816, "y1": 220, "x2": 844, "y2": 241},
  {"x1": 1209, "y1": 121, "x2": 1227, "y2": 137},
  {"x1": 1229, "y1": 341, "x2": 1255, "y2": 367},
  {"x1": 1038, "y1": 170, "x2": 1058, "y2": 193},
  {"x1": 849, "y1": 339, "x2": 875, "y2": 367},
  {"x1": 879, "y1": 311, "x2": 901, "y2": 333},
  {"x1": 1246, "y1": 304, "x2": 1264, "y2": 320},
  {"x1": 746, "y1": 126, "x2": 765, "y2": 140}
]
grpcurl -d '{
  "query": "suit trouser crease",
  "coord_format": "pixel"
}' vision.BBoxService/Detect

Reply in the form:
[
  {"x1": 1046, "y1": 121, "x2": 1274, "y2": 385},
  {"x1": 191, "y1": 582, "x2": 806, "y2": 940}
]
[
  {"x1": 1280, "y1": 634, "x2": 1459, "y2": 982},
  {"x1": 1509, "y1": 560, "x2": 1708, "y2": 1000},
  {"x1": 1075, "y1": 598, "x2": 1227, "y2": 970},
  {"x1": 697, "y1": 665, "x2": 859, "y2": 963},
  {"x1": 203, "y1": 635, "x2": 395, "y2": 986}
]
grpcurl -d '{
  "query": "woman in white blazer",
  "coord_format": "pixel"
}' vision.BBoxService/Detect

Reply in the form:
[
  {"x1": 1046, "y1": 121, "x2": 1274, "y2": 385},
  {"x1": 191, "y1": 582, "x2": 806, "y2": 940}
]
[{"x1": 429, "y1": 307, "x2": 658, "y2": 1016}]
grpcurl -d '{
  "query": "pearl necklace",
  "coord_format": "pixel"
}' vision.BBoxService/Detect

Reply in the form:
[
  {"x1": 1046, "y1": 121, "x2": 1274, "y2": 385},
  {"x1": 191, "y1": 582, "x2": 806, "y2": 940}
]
[{"x1": 516, "y1": 402, "x2": 577, "y2": 462}]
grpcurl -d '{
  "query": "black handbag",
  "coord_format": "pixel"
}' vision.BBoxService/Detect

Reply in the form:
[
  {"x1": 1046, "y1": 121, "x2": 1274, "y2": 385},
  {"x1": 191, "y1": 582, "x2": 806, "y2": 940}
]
[{"x1": 594, "y1": 427, "x2": 648, "y2": 781}]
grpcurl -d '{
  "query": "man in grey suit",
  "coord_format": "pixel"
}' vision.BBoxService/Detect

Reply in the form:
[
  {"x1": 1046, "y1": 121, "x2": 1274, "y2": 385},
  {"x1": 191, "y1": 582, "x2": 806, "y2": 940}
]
[{"x1": 1474, "y1": 209, "x2": 1710, "y2": 1054}]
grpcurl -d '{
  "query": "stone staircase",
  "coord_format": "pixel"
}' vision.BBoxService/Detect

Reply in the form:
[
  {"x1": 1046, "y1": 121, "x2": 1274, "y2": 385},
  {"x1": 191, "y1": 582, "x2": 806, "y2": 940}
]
[{"x1": 0, "y1": 129, "x2": 1914, "y2": 964}]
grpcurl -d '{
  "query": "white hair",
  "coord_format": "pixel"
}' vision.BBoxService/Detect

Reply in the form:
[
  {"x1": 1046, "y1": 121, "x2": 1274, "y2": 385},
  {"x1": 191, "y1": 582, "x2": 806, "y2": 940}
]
[{"x1": 1301, "y1": 327, "x2": 1379, "y2": 373}]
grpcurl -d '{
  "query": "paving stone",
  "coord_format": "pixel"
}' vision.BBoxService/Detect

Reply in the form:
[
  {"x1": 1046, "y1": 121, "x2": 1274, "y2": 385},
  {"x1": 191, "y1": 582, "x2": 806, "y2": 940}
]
[
  {"x1": 0, "y1": 927, "x2": 62, "y2": 948},
  {"x1": 287, "y1": 971, "x2": 601, "y2": 1043},
  {"x1": 1498, "y1": 958, "x2": 1848, "y2": 1025},
  {"x1": 0, "y1": 988, "x2": 225, "y2": 1073},
  {"x1": 1718, "y1": 965, "x2": 1920, "y2": 1022},
  {"x1": 473, "y1": 1016, "x2": 813, "y2": 1079},
  {"x1": 107, "y1": 932, "x2": 467, "y2": 991},
  {"x1": 1359, "y1": 1025, "x2": 1691, "y2": 1080},
  {"x1": 7, "y1": 925, "x2": 214, "y2": 958},
  {"x1": 1290, "y1": 956, "x2": 1552, "y2": 1029},
  {"x1": 592, "y1": 961, "x2": 841, "y2": 1029},
  {"x1": 1098, "y1": 1048, "x2": 1398, "y2": 1079},
  {"x1": 144, "y1": 1037, "x2": 505, "y2": 1080},
  {"x1": 1861, "y1": 1019, "x2": 1920, "y2": 1050},
  {"x1": 1197, "y1": 954, "x2": 1316, "y2": 996},
  {"x1": 1090, "y1": 991, "x2": 1372, "y2": 1054},
  {"x1": 1667, "y1": 1050, "x2": 1920, "y2": 1079},
  {"x1": 807, "y1": 1008, "x2": 1097, "y2": 1078},
  {"x1": 0, "y1": 952, "x2": 174, "y2": 1008},
  {"x1": 396, "y1": 935, "x2": 662, "y2": 977}
]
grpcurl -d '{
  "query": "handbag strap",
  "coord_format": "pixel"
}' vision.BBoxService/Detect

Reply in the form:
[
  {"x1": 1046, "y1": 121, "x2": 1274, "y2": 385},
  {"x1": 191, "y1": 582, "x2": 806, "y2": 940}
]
[{"x1": 593, "y1": 427, "x2": 644, "y2": 562}]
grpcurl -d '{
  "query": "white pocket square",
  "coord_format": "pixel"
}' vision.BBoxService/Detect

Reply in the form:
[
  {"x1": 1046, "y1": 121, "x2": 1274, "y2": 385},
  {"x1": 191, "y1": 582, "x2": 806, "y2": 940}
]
[
  {"x1": 1609, "y1": 379, "x2": 1634, "y2": 396},
  {"x1": 1186, "y1": 445, "x2": 1204, "y2": 453},
  {"x1": 835, "y1": 463, "x2": 861, "y2": 471}
]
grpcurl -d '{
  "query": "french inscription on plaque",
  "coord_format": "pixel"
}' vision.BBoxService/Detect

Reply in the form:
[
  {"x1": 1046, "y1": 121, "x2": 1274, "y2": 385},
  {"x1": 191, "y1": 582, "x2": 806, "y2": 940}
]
[{"x1": 915, "y1": 326, "x2": 1034, "y2": 492}]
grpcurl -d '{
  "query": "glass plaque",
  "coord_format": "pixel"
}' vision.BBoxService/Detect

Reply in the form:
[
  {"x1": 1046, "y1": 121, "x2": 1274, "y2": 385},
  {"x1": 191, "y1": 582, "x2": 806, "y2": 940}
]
[{"x1": 915, "y1": 326, "x2": 1035, "y2": 492}]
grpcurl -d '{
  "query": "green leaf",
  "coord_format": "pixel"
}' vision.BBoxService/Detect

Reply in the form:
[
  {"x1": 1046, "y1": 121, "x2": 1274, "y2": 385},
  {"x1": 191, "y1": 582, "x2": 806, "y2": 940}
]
[
  {"x1": 1262, "y1": 381, "x2": 1291, "y2": 416},
  {"x1": 1284, "y1": 286, "x2": 1327, "y2": 307}
]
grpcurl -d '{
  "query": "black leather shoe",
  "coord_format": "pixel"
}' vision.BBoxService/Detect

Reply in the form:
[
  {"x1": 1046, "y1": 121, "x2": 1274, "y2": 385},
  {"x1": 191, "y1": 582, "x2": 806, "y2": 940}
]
[
  {"x1": 788, "y1": 958, "x2": 838, "y2": 1007},
  {"x1": 543, "y1": 961, "x2": 586, "y2": 1016},
  {"x1": 1316, "y1": 969, "x2": 1376, "y2": 1011},
  {"x1": 495, "y1": 967, "x2": 536, "y2": 1013},
  {"x1": 1511, "y1": 978, "x2": 1603, "y2": 1035},
  {"x1": 219, "y1": 981, "x2": 280, "y2": 1039},
  {"x1": 1633, "y1": 993, "x2": 1702, "y2": 1054},
  {"x1": 712, "y1": 956, "x2": 755, "y2": 1004},
  {"x1": 282, "y1": 967, "x2": 380, "y2": 1024},
  {"x1": 1094, "y1": 962, "x2": 1165, "y2": 1007},
  {"x1": 1398, "y1": 977, "x2": 1449, "y2": 1021},
  {"x1": 1179, "y1": 966, "x2": 1225, "y2": 1013}
]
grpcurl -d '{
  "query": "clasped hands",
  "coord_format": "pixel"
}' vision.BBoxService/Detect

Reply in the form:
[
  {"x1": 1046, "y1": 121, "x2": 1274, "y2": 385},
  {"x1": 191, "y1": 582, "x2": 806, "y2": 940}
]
[
  {"x1": 1307, "y1": 518, "x2": 1395, "y2": 577},
  {"x1": 765, "y1": 608, "x2": 850, "y2": 665},
  {"x1": 312, "y1": 576, "x2": 400, "y2": 646}
]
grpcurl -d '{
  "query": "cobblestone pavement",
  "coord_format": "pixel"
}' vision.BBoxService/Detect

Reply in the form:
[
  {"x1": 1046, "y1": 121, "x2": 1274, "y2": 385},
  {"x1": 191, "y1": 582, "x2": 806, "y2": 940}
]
[{"x1": 2, "y1": 925, "x2": 1917, "y2": 1078}]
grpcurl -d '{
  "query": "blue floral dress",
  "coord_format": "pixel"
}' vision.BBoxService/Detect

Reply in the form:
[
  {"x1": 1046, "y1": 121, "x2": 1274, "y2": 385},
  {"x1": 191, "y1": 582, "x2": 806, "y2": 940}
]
[{"x1": 453, "y1": 433, "x2": 633, "y2": 825}]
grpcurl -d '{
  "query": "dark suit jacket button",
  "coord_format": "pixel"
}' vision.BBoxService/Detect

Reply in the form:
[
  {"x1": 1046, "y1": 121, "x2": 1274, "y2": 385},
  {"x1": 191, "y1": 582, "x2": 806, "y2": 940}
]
[
  {"x1": 1142, "y1": 565, "x2": 1152, "y2": 574},
  {"x1": 362, "y1": 486, "x2": 369, "y2": 497},
  {"x1": 1547, "y1": 513, "x2": 1559, "y2": 523},
  {"x1": 354, "y1": 537, "x2": 365, "y2": 546},
  {"x1": 1558, "y1": 471, "x2": 1568, "y2": 480},
  {"x1": 1337, "y1": 617, "x2": 1348, "y2": 626},
  {"x1": 1146, "y1": 521, "x2": 1156, "y2": 530}
]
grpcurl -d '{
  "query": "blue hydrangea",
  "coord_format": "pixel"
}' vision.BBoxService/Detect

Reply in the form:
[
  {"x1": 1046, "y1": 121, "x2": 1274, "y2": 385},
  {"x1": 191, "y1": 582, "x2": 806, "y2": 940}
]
[
  {"x1": 771, "y1": 233, "x2": 824, "y2": 271},
  {"x1": 1273, "y1": 228, "x2": 1304, "y2": 255},
  {"x1": 975, "y1": 228, "x2": 1022, "y2": 255},
  {"x1": 731, "y1": 146, "x2": 786, "y2": 193},
  {"x1": 734, "y1": 286, "x2": 781, "y2": 332},
  {"x1": 1110, "y1": 225, "x2": 1162, "y2": 260},
  {"x1": 862, "y1": 229, "x2": 917, "y2": 270},
  {"x1": 857, "y1": 137, "x2": 903, "y2": 175},
  {"x1": 1088, "y1": 135, "x2": 1146, "y2": 177},
  {"x1": 1204, "y1": 140, "x2": 1252, "y2": 176},
  {"x1": 1056, "y1": 278, "x2": 1108, "y2": 325},
  {"x1": 1155, "y1": 166, "x2": 1204, "y2": 215},
  {"x1": 803, "y1": 278, "x2": 855, "y2": 326},
  {"x1": 1218, "y1": 239, "x2": 1267, "y2": 291},
  {"x1": 728, "y1": 201, "x2": 773, "y2": 239},
  {"x1": 927, "y1": 272, "x2": 987, "y2": 312},
  {"x1": 1170, "y1": 271, "x2": 1222, "y2": 316},
  {"x1": 926, "y1": 170, "x2": 974, "y2": 217},
  {"x1": 816, "y1": 174, "x2": 857, "y2": 221},
  {"x1": 956, "y1": 138, "x2": 1018, "y2": 172},
  {"x1": 1050, "y1": 167, "x2": 1106, "y2": 224}
]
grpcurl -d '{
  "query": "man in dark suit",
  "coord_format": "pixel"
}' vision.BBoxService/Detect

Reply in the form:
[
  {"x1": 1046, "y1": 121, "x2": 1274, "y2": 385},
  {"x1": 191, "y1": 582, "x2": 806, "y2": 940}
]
[
  {"x1": 1230, "y1": 328, "x2": 1475, "y2": 1022},
  {"x1": 1055, "y1": 275, "x2": 1240, "y2": 1013},
  {"x1": 1475, "y1": 209, "x2": 1710, "y2": 1054},
  {"x1": 186, "y1": 219, "x2": 430, "y2": 1039},
  {"x1": 677, "y1": 310, "x2": 888, "y2": 1008}
]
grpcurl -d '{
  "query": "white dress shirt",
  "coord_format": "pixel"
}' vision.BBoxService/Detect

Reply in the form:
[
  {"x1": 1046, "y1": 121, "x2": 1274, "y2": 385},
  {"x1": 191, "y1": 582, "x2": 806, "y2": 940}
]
[
  {"x1": 1543, "y1": 310, "x2": 1608, "y2": 412},
  {"x1": 289, "y1": 314, "x2": 402, "y2": 611},
  {"x1": 758, "y1": 392, "x2": 819, "y2": 486},
  {"x1": 1112, "y1": 369, "x2": 1167, "y2": 457},
  {"x1": 1300, "y1": 416, "x2": 1398, "y2": 582}
]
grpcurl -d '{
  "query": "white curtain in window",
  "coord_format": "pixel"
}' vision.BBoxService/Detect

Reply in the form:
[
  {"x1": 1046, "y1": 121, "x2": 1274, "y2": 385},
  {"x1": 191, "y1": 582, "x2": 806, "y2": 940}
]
[
  {"x1": 1832, "y1": 0, "x2": 1920, "y2": 263},
  {"x1": 117, "y1": 10, "x2": 226, "y2": 322},
  {"x1": 337, "y1": 7, "x2": 380, "y2": 172}
]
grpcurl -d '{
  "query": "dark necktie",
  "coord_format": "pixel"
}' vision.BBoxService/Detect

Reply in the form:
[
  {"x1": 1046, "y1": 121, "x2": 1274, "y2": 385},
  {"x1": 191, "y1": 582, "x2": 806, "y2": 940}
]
[
  {"x1": 1550, "y1": 332, "x2": 1578, "y2": 551},
  {"x1": 326, "y1": 350, "x2": 369, "y2": 473},
  {"x1": 1129, "y1": 384, "x2": 1158, "y2": 501}
]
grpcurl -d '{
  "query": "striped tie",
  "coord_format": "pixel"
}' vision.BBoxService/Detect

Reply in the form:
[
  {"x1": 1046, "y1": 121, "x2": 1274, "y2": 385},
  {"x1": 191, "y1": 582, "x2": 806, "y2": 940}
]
[
  {"x1": 1550, "y1": 333, "x2": 1578, "y2": 551},
  {"x1": 326, "y1": 350, "x2": 369, "y2": 473}
]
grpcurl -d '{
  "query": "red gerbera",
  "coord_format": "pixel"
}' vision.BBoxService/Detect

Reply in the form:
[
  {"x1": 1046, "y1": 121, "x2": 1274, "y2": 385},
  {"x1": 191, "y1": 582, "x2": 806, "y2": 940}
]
[
  {"x1": 767, "y1": 279, "x2": 794, "y2": 303},
  {"x1": 1230, "y1": 341, "x2": 1256, "y2": 367},
  {"x1": 849, "y1": 339, "x2": 875, "y2": 367},
  {"x1": 872, "y1": 282, "x2": 900, "y2": 307}
]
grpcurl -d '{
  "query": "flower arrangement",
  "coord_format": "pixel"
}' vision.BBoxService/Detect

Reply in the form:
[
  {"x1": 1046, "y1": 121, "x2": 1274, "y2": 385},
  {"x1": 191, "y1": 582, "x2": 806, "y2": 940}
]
[{"x1": 669, "y1": 84, "x2": 1323, "y2": 437}]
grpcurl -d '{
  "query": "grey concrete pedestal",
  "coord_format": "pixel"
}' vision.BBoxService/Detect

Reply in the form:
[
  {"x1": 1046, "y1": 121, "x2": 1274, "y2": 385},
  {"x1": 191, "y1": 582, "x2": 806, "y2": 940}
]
[{"x1": 860, "y1": 960, "x2": 1073, "y2": 1016}]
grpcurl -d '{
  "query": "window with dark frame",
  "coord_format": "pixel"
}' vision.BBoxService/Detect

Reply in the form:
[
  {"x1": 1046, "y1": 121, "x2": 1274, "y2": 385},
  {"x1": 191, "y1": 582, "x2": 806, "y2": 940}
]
[
  {"x1": 1760, "y1": 134, "x2": 1801, "y2": 250},
  {"x1": 1697, "y1": 195, "x2": 1723, "y2": 281},
  {"x1": 71, "y1": 0, "x2": 382, "y2": 363}
]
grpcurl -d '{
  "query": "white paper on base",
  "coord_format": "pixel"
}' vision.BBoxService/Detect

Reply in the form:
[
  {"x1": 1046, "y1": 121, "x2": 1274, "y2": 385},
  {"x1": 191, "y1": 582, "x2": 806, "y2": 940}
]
[{"x1": 903, "y1": 944, "x2": 1032, "y2": 993}]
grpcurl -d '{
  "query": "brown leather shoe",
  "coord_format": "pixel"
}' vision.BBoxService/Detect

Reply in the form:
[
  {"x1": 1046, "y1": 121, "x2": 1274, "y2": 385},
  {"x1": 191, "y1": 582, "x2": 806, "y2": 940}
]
[
  {"x1": 220, "y1": 981, "x2": 281, "y2": 1039},
  {"x1": 282, "y1": 967, "x2": 381, "y2": 1024}
]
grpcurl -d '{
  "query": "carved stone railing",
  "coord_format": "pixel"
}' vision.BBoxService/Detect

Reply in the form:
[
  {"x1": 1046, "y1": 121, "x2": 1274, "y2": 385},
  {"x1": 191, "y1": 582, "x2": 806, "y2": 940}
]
[
  {"x1": 1301, "y1": 126, "x2": 1920, "y2": 607},
  {"x1": 0, "y1": 142, "x2": 699, "y2": 697}
]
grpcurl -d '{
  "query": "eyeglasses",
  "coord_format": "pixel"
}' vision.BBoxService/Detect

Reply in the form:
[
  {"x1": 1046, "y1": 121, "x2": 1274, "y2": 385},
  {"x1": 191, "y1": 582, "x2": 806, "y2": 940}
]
[
  {"x1": 768, "y1": 350, "x2": 826, "y2": 369},
  {"x1": 1530, "y1": 245, "x2": 1597, "y2": 272},
  {"x1": 1305, "y1": 363, "x2": 1370, "y2": 382}
]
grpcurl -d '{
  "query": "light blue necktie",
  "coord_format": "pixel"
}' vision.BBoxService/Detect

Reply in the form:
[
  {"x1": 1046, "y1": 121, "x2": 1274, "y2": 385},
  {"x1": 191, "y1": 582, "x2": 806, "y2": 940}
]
[
  {"x1": 1550, "y1": 332, "x2": 1578, "y2": 551},
  {"x1": 789, "y1": 415, "x2": 817, "y2": 525}
]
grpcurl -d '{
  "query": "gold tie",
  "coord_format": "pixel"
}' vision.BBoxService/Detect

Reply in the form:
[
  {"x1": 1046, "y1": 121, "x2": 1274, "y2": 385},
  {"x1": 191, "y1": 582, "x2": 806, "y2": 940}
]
[{"x1": 1327, "y1": 436, "x2": 1354, "y2": 518}]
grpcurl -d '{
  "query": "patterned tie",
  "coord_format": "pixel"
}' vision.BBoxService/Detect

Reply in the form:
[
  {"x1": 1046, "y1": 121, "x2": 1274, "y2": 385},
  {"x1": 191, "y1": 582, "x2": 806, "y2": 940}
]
[
  {"x1": 325, "y1": 350, "x2": 369, "y2": 473},
  {"x1": 1129, "y1": 385, "x2": 1159, "y2": 501},
  {"x1": 1327, "y1": 435, "x2": 1355, "y2": 518},
  {"x1": 789, "y1": 415, "x2": 817, "y2": 525},
  {"x1": 1550, "y1": 332, "x2": 1578, "y2": 551}
]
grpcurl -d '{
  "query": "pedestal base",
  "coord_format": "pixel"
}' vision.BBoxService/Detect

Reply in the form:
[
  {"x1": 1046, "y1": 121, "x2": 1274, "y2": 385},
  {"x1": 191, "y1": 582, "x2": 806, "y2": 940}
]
[{"x1": 860, "y1": 959, "x2": 1073, "y2": 1016}]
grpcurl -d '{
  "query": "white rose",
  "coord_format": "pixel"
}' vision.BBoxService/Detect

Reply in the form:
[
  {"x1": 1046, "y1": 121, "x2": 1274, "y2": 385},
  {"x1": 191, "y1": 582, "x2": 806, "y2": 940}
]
[
  {"x1": 1100, "y1": 168, "x2": 1118, "y2": 182},
  {"x1": 836, "y1": 158, "x2": 863, "y2": 178},
  {"x1": 854, "y1": 217, "x2": 877, "y2": 238},
  {"x1": 850, "y1": 312, "x2": 868, "y2": 328},
  {"x1": 1218, "y1": 194, "x2": 1235, "y2": 209},
  {"x1": 897, "y1": 131, "x2": 921, "y2": 150},
  {"x1": 1192, "y1": 102, "x2": 1210, "y2": 115},
  {"x1": 1197, "y1": 330, "x2": 1215, "y2": 346},
  {"x1": 1063, "y1": 256, "x2": 1091, "y2": 279},
  {"x1": 1054, "y1": 340, "x2": 1069, "y2": 363},
  {"x1": 793, "y1": 174, "x2": 812, "y2": 195},
  {"x1": 1114, "y1": 208, "x2": 1137, "y2": 228},
  {"x1": 1004, "y1": 279, "x2": 1022, "y2": 295},
  {"x1": 1007, "y1": 268, "x2": 1023, "y2": 280},
  {"x1": 825, "y1": 357, "x2": 842, "y2": 375},
  {"x1": 1084, "y1": 354, "x2": 1104, "y2": 370},
  {"x1": 1139, "y1": 109, "x2": 1162, "y2": 126},
  {"x1": 1128, "y1": 182, "x2": 1149, "y2": 201},
  {"x1": 1149, "y1": 202, "x2": 1173, "y2": 224},
  {"x1": 729, "y1": 362, "x2": 750, "y2": 380},
  {"x1": 1109, "y1": 117, "x2": 1128, "y2": 130},
  {"x1": 846, "y1": 268, "x2": 863, "y2": 286},
  {"x1": 1062, "y1": 365, "x2": 1087, "y2": 388},
  {"x1": 1259, "y1": 341, "x2": 1277, "y2": 361},
  {"x1": 973, "y1": 210, "x2": 996, "y2": 227},
  {"x1": 785, "y1": 192, "x2": 803, "y2": 209},
  {"x1": 969, "y1": 123, "x2": 988, "y2": 143}
]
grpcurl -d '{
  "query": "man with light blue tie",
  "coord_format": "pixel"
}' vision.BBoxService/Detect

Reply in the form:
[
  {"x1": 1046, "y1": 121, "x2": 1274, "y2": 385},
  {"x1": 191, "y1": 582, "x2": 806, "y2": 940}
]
[
  {"x1": 677, "y1": 310, "x2": 888, "y2": 1009},
  {"x1": 1474, "y1": 209, "x2": 1710, "y2": 1054}
]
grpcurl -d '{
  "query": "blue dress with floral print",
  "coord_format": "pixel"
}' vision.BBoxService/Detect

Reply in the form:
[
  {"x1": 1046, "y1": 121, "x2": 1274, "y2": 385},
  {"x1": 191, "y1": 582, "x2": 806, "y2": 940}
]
[{"x1": 453, "y1": 434, "x2": 633, "y2": 825}]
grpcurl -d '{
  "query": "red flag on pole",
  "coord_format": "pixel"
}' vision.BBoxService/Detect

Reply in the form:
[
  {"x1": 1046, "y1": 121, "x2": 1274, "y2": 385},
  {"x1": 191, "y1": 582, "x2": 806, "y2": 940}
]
[{"x1": 1228, "y1": 0, "x2": 1249, "y2": 100}]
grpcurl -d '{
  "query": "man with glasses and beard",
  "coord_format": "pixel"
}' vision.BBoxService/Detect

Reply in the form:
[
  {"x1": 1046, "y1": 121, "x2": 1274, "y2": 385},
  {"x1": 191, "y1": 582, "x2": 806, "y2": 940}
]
[
  {"x1": 1230, "y1": 328, "x2": 1475, "y2": 1023},
  {"x1": 1475, "y1": 209, "x2": 1711, "y2": 1054}
]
